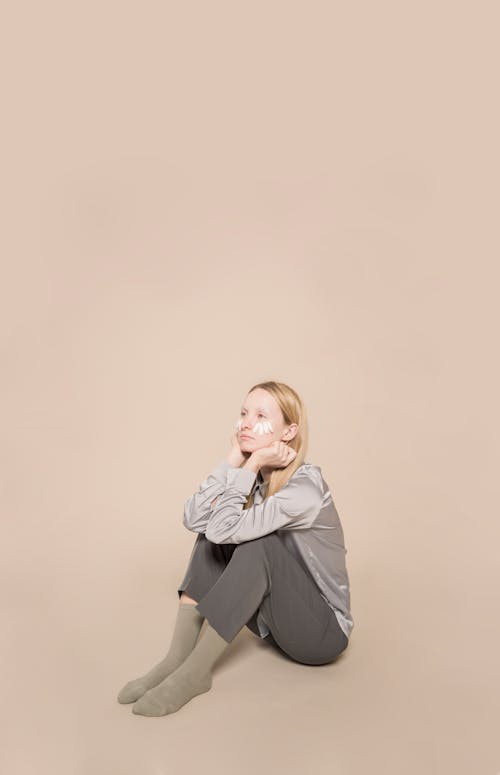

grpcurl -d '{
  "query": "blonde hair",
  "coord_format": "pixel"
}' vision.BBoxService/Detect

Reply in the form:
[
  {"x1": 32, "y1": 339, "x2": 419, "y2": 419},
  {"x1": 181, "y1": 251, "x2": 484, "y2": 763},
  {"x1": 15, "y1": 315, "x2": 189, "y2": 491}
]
[{"x1": 243, "y1": 380, "x2": 309, "y2": 509}]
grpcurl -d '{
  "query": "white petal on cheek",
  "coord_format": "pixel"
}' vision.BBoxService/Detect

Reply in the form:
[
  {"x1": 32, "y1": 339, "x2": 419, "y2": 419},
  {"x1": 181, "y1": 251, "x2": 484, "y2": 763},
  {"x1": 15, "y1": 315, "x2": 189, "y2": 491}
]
[{"x1": 253, "y1": 420, "x2": 273, "y2": 434}]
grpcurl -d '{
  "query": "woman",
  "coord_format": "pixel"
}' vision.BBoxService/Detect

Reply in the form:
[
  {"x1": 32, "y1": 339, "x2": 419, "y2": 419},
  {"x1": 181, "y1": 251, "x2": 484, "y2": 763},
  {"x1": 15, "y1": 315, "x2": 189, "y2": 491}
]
[{"x1": 117, "y1": 380, "x2": 353, "y2": 716}]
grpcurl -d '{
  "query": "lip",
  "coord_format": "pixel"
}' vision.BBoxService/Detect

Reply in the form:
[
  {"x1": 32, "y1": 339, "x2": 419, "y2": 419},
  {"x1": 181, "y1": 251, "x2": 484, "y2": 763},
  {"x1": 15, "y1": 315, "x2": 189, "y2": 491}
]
[{"x1": 240, "y1": 434, "x2": 254, "y2": 440}]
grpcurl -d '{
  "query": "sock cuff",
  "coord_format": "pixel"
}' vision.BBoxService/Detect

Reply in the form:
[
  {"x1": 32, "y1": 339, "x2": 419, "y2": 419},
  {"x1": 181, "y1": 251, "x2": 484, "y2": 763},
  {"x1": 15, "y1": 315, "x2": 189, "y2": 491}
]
[{"x1": 180, "y1": 602, "x2": 202, "y2": 614}]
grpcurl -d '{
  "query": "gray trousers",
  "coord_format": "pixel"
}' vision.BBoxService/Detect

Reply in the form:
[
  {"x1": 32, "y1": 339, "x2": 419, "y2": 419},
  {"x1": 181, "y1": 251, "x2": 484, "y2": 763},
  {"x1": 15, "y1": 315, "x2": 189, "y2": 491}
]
[{"x1": 177, "y1": 531, "x2": 349, "y2": 666}]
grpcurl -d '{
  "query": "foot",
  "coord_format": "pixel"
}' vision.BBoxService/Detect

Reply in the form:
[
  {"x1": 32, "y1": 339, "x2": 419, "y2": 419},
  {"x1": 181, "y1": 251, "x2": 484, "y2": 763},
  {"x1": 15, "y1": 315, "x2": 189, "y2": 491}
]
[
  {"x1": 132, "y1": 667, "x2": 212, "y2": 716},
  {"x1": 117, "y1": 655, "x2": 183, "y2": 703},
  {"x1": 117, "y1": 676, "x2": 155, "y2": 704},
  {"x1": 117, "y1": 603, "x2": 205, "y2": 703}
]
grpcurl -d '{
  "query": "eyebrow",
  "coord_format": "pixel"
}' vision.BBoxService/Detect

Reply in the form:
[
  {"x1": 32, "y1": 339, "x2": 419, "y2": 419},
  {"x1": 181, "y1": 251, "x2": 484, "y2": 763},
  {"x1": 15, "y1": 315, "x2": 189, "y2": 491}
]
[{"x1": 241, "y1": 406, "x2": 269, "y2": 413}]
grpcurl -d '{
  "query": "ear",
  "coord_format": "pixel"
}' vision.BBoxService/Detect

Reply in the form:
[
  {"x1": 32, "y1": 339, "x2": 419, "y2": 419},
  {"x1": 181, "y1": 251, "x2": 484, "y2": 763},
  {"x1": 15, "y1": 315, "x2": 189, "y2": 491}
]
[{"x1": 282, "y1": 423, "x2": 298, "y2": 442}]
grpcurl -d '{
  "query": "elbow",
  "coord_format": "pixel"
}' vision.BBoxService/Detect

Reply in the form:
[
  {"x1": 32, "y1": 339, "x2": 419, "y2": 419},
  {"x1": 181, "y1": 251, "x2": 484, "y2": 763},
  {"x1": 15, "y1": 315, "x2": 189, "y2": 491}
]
[
  {"x1": 183, "y1": 517, "x2": 203, "y2": 535},
  {"x1": 205, "y1": 526, "x2": 239, "y2": 545},
  {"x1": 204, "y1": 526, "x2": 219, "y2": 544},
  {"x1": 205, "y1": 525, "x2": 230, "y2": 544},
  {"x1": 182, "y1": 501, "x2": 196, "y2": 531},
  {"x1": 183, "y1": 491, "x2": 204, "y2": 530}
]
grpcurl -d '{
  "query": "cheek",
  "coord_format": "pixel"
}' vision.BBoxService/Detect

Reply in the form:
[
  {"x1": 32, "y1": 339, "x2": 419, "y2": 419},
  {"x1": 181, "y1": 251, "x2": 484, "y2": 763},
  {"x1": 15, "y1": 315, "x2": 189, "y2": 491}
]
[{"x1": 252, "y1": 419, "x2": 274, "y2": 435}]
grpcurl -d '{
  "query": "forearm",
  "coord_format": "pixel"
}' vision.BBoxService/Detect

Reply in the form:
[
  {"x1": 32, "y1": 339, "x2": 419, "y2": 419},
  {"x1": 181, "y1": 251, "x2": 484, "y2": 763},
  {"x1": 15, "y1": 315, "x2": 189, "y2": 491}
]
[
  {"x1": 183, "y1": 459, "x2": 231, "y2": 532},
  {"x1": 240, "y1": 452, "x2": 262, "y2": 475},
  {"x1": 183, "y1": 454, "x2": 260, "y2": 532},
  {"x1": 208, "y1": 453, "x2": 261, "y2": 510}
]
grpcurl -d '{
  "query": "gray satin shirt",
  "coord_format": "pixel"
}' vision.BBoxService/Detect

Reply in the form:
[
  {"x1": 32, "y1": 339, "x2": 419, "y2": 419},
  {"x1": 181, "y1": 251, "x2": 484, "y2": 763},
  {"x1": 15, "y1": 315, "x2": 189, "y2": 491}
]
[{"x1": 183, "y1": 459, "x2": 354, "y2": 640}]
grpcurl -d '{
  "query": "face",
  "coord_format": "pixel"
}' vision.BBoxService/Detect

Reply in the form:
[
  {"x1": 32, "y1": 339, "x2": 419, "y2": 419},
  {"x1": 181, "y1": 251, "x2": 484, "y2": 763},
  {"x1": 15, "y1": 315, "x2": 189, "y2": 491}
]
[{"x1": 235, "y1": 388, "x2": 297, "y2": 452}]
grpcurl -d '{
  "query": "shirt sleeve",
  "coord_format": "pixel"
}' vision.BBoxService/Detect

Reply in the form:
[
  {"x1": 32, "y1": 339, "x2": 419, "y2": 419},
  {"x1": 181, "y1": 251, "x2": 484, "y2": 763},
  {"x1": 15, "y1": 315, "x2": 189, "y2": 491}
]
[
  {"x1": 182, "y1": 459, "x2": 233, "y2": 533},
  {"x1": 204, "y1": 466, "x2": 324, "y2": 544}
]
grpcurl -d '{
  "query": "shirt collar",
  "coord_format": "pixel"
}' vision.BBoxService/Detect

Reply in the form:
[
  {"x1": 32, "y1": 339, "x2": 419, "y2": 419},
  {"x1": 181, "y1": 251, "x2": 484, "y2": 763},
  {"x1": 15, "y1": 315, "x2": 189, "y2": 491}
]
[{"x1": 255, "y1": 470, "x2": 268, "y2": 494}]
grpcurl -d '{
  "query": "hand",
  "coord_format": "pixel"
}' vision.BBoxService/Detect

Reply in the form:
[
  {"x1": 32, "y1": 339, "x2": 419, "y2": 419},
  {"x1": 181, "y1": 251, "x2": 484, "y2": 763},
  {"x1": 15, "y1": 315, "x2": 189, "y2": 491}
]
[
  {"x1": 254, "y1": 441, "x2": 297, "y2": 470},
  {"x1": 226, "y1": 430, "x2": 251, "y2": 468}
]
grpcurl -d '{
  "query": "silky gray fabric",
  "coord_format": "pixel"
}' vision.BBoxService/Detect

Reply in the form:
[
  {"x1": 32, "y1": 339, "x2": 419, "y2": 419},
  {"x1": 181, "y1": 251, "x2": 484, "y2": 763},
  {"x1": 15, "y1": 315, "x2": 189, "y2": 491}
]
[
  {"x1": 177, "y1": 532, "x2": 349, "y2": 666},
  {"x1": 183, "y1": 459, "x2": 353, "y2": 639}
]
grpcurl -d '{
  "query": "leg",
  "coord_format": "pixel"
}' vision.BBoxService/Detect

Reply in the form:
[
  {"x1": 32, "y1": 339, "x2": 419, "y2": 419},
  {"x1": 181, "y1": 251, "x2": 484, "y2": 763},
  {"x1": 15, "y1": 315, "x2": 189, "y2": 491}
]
[
  {"x1": 177, "y1": 532, "x2": 237, "y2": 604},
  {"x1": 116, "y1": 600, "x2": 205, "y2": 703},
  {"x1": 257, "y1": 534, "x2": 349, "y2": 665},
  {"x1": 117, "y1": 534, "x2": 234, "y2": 705},
  {"x1": 178, "y1": 533, "x2": 267, "y2": 637},
  {"x1": 195, "y1": 533, "x2": 348, "y2": 665},
  {"x1": 180, "y1": 592, "x2": 197, "y2": 604},
  {"x1": 131, "y1": 532, "x2": 238, "y2": 716},
  {"x1": 131, "y1": 533, "x2": 347, "y2": 716}
]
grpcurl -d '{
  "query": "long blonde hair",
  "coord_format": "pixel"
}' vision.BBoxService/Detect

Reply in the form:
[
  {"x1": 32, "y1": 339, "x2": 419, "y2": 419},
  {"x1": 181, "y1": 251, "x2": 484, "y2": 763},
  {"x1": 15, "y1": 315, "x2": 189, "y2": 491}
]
[{"x1": 243, "y1": 380, "x2": 309, "y2": 509}]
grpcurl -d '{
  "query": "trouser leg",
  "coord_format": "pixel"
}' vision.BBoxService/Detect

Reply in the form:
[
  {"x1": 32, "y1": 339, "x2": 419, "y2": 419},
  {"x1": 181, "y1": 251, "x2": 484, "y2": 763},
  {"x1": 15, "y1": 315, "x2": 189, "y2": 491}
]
[
  {"x1": 177, "y1": 532, "x2": 236, "y2": 604},
  {"x1": 177, "y1": 533, "x2": 269, "y2": 639},
  {"x1": 194, "y1": 536, "x2": 270, "y2": 645},
  {"x1": 192, "y1": 532, "x2": 349, "y2": 665}
]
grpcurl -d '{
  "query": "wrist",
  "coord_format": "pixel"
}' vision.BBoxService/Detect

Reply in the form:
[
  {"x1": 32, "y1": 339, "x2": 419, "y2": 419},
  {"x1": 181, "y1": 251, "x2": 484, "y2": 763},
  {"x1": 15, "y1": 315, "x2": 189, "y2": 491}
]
[
  {"x1": 226, "y1": 451, "x2": 245, "y2": 468},
  {"x1": 242, "y1": 452, "x2": 261, "y2": 474}
]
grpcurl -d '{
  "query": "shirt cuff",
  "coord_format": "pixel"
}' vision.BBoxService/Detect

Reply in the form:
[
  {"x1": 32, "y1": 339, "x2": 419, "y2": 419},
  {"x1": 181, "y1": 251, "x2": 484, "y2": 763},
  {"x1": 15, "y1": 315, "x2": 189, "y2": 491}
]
[{"x1": 226, "y1": 466, "x2": 257, "y2": 495}]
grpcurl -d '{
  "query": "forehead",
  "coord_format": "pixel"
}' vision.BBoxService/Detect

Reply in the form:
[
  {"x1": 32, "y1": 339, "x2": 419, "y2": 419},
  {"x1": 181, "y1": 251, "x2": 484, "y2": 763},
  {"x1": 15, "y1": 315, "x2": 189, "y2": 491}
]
[{"x1": 240, "y1": 392, "x2": 276, "y2": 413}]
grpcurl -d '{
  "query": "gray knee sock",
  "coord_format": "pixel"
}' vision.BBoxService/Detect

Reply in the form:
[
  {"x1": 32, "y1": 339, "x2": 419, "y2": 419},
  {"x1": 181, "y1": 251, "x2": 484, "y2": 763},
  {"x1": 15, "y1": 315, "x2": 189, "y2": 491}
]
[
  {"x1": 132, "y1": 621, "x2": 230, "y2": 716},
  {"x1": 117, "y1": 603, "x2": 204, "y2": 704}
]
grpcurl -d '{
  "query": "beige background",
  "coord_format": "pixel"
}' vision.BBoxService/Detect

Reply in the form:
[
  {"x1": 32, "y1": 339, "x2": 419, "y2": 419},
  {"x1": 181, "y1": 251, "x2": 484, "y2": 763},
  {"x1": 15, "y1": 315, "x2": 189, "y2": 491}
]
[{"x1": 1, "y1": 2, "x2": 499, "y2": 774}]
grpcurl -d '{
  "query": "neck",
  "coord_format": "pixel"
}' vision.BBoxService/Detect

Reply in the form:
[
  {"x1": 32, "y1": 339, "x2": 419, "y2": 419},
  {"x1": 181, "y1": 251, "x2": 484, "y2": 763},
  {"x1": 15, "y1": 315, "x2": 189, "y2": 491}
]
[{"x1": 259, "y1": 467, "x2": 272, "y2": 485}]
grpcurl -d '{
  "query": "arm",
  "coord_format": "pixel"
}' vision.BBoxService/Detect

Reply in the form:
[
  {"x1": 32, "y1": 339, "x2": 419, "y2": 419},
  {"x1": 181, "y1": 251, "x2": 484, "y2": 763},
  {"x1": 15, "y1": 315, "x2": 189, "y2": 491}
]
[
  {"x1": 182, "y1": 459, "x2": 233, "y2": 533},
  {"x1": 204, "y1": 464, "x2": 324, "y2": 545}
]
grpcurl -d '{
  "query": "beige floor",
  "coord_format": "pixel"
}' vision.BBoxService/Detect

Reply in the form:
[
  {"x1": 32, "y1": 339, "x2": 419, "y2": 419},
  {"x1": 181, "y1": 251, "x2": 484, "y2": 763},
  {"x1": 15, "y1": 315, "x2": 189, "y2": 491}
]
[{"x1": 3, "y1": 542, "x2": 498, "y2": 775}]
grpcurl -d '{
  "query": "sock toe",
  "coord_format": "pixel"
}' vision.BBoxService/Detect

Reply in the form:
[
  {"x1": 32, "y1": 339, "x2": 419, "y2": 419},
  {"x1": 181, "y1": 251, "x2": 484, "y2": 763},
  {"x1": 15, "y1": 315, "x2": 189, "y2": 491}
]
[
  {"x1": 131, "y1": 672, "x2": 212, "y2": 716},
  {"x1": 132, "y1": 691, "x2": 165, "y2": 716},
  {"x1": 117, "y1": 679, "x2": 147, "y2": 704}
]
